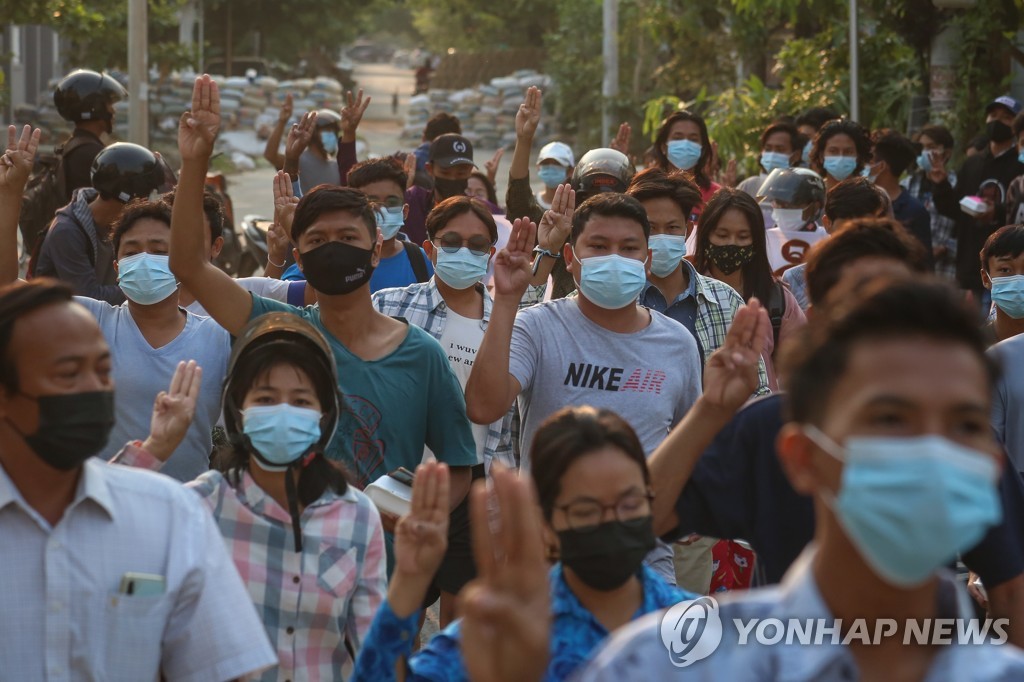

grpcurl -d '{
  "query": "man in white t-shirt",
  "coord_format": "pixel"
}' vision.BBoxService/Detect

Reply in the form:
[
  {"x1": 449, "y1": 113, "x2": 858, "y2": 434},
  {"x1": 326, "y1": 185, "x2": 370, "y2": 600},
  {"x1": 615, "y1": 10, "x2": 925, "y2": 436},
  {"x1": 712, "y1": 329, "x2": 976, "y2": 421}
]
[
  {"x1": 466, "y1": 191, "x2": 703, "y2": 582},
  {"x1": 75, "y1": 198, "x2": 231, "y2": 480}
]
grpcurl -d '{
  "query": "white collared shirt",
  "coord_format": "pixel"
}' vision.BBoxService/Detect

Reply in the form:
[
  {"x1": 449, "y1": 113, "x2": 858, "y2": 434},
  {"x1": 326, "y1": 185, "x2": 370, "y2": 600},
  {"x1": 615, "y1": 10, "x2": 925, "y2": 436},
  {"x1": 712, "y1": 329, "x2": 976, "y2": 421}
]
[
  {"x1": 0, "y1": 457, "x2": 277, "y2": 681},
  {"x1": 577, "y1": 548, "x2": 1024, "y2": 681}
]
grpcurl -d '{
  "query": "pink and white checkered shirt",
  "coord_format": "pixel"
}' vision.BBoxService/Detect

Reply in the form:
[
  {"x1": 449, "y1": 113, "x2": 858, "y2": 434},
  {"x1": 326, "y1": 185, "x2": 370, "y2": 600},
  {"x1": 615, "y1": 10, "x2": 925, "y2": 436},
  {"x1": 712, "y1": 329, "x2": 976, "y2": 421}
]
[{"x1": 116, "y1": 444, "x2": 386, "y2": 681}]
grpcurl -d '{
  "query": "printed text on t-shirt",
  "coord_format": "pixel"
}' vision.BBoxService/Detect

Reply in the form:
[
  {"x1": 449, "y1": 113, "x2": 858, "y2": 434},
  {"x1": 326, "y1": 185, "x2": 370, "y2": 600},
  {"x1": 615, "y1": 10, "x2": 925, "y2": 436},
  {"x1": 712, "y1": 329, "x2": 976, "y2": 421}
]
[{"x1": 564, "y1": 362, "x2": 666, "y2": 394}]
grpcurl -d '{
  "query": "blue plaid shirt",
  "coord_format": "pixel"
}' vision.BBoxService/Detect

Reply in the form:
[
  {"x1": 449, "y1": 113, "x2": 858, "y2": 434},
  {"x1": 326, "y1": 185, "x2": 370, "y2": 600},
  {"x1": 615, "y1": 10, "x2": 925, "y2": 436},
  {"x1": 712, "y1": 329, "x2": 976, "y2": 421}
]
[
  {"x1": 371, "y1": 278, "x2": 515, "y2": 471},
  {"x1": 782, "y1": 264, "x2": 810, "y2": 311}
]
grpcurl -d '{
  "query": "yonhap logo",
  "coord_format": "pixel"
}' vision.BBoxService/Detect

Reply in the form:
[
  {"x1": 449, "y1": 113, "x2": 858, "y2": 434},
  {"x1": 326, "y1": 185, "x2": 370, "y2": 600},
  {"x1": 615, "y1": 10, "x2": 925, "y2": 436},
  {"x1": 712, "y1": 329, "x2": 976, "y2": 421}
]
[{"x1": 660, "y1": 596, "x2": 723, "y2": 667}]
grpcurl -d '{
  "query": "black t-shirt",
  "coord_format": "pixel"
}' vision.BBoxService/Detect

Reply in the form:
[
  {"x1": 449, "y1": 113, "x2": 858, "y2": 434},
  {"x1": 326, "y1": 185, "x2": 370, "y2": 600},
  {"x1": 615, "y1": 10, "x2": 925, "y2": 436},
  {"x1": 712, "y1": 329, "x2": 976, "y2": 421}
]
[
  {"x1": 670, "y1": 393, "x2": 1024, "y2": 588},
  {"x1": 61, "y1": 128, "x2": 105, "y2": 200}
]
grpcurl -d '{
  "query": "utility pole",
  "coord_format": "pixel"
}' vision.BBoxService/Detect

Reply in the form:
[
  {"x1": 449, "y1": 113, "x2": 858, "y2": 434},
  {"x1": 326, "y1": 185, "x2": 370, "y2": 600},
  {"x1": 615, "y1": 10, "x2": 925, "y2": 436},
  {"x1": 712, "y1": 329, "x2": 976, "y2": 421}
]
[
  {"x1": 602, "y1": 0, "x2": 619, "y2": 147},
  {"x1": 128, "y1": 0, "x2": 149, "y2": 146},
  {"x1": 849, "y1": 0, "x2": 859, "y2": 122}
]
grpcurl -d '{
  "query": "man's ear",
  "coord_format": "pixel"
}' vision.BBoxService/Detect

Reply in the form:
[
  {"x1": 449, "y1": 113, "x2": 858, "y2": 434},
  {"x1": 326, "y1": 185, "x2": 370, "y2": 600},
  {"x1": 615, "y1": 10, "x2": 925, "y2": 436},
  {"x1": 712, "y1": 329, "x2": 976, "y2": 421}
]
[
  {"x1": 112, "y1": 259, "x2": 120, "y2": 276},
  {"x1": 210, "y1": 236, "x2": 225, "y2": 261},
  {"x1": 293, "y1": 246, "x2": 303, "y2": 273},
  {"x1": 425, "y1": 161, "x2": 435, "y2": 176},
  {"x1": 776, "y1": 423, "x2": 823, "y2": 496},
  {"x1": 981, "y1": 268, "x2": 993, "y2": 290},
  {"x1": 403, "y1": 204, "x2": 410, "y2": 222},
  {"x1": 685, "y1": 220, "x2": 694, "y2": 240},
  {"x1": 822, "y1": 214, "x2": 832, "y2": 233}
]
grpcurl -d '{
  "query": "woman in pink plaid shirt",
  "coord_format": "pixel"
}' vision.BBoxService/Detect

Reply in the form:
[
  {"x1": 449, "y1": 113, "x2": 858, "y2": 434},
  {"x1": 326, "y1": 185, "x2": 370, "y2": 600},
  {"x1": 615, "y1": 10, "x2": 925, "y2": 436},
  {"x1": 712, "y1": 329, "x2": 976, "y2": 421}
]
[{"x1": 116, "y1": 313, "x2": 386, "y2": 681}]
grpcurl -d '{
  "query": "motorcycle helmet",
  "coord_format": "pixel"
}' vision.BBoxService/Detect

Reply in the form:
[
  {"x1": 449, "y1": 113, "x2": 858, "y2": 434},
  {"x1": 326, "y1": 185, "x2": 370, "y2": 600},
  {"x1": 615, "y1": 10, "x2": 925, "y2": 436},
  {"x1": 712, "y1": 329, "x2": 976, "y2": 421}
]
[
  {"x1": 756, "y1": 167, "x2": 826, "y2": 221},
  {"x1": 90, "y1": 143, "x2": 164, "y2": 203},
  {"x1": 315, "y1": 109, "x2": 342, "y2": 130},
  {"x1": 571, "y1": 148, "x2": 635, "y2": 202},
  {"x1": 54, "y1": 69, "x2": 126, "y2": 124}
]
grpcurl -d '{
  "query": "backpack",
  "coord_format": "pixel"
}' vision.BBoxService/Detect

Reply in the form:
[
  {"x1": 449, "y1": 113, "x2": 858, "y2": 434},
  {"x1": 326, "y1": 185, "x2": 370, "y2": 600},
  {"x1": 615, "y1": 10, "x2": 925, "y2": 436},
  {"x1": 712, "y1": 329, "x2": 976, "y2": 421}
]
[
  {"x1": 401, "y1": 240, "x2": 430, "y2": 283},
  {"x1": 767, "y1": 280, "x2": 787, "y2": 348},
  {"x1": 20, "y1": 135, "x2": 91, "y2": 255}
]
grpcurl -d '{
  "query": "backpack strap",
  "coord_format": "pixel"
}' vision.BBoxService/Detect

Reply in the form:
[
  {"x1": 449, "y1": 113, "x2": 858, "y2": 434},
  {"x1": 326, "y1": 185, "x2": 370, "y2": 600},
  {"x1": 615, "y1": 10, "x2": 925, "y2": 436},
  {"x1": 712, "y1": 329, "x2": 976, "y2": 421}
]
[
  {"x1": 402, "y1": 240, "x2": 430, "y2": 283},
  {"x1": 768, "y1": 280, "x2": 787, "y2": 349}
]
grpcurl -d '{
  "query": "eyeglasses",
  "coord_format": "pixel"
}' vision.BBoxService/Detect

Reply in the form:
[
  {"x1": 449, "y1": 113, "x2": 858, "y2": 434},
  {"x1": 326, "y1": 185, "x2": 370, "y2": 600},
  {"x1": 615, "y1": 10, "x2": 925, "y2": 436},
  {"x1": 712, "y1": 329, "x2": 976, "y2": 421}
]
[
  {"x1": 554, "y1": 491, "x2": 654, "y2": 532},
  {"x1": 432, "y1": 234, "x2": 495, "y2": 256},
  {"x1": 375, "y1": 197, "x2": 405, "y2": 209}
]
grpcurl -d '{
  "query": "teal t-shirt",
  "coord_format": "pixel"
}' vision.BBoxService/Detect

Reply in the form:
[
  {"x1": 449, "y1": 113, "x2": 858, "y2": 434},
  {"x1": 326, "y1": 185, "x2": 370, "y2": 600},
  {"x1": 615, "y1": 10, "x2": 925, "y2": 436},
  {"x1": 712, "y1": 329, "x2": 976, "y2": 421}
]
[{"x1": 249, "y1": 295, "x2": 477, "y2": 487}]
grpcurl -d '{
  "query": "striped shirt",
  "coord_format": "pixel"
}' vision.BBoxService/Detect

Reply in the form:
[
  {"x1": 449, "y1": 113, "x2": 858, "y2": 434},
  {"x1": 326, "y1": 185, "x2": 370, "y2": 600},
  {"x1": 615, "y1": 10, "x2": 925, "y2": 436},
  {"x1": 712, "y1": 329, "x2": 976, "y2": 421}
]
[{"x1": 116, "y1": 444, "x2": 386, "y2": 682}]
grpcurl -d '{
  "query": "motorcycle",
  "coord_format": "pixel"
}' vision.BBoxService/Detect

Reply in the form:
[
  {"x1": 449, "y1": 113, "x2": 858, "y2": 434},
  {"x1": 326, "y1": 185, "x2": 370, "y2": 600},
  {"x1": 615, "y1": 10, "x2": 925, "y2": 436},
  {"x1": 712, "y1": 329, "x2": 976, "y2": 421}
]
[{"x1": 239, "y1": 213, "x2": 296, "y2": 277}]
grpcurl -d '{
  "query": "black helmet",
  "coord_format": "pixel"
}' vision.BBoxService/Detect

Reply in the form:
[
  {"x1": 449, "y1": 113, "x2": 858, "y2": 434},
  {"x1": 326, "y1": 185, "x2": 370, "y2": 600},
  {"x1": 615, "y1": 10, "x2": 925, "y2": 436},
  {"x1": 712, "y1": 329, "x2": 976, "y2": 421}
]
[
  {"x1": 221, "y1": 312, "x2": 340, "y2": 460},
  {"x1": 571, "y1": 148, "x2": 635, "y2": 200},
  {"x1": 90, "y1": 143, "x2": 164, "y2": 203},
  {"x1": 315, "y1": 109, "x2": 342, "y2": 129},
  {"x1": 756, "y1": 168, "x2": 826, "y2": 209},
  {"x1": 53, "y1": 69, "x2": 127, "y2": 123}
]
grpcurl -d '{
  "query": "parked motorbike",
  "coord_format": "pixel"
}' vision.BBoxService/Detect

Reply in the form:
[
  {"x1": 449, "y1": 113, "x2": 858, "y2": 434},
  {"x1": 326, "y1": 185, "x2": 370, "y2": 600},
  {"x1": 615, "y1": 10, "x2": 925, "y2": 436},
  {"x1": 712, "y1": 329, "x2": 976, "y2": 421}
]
[
  {"x1": 239, "y1": 214, "x2": 296, "y2": 277},
  {"x1": 205, "y1": 172, "x2": 258, "y2": 277}
]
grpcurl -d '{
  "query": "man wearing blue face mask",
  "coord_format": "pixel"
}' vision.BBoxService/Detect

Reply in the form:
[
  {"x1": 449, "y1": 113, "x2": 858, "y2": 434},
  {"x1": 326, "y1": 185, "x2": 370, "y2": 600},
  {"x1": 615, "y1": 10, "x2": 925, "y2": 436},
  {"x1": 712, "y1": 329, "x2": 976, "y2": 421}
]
[
  {"x1": 466, "y1": 192, "x2": 703, "y2": 583},
  {"x1": 580, "y1": 279, "x2": 1024, "y2": 680},
  {"x1": 294, "y1": 109, "x2": 342, "y2": 194},
  {"x1": 737, "y1": 121, "x2": 804, "y2": 230},
  {"x1": 981, "y1": 224, "x2": 1024, "y2": 344},
  {"x1": 535, "y1": 141, "x2": 575, "y2": 210}
]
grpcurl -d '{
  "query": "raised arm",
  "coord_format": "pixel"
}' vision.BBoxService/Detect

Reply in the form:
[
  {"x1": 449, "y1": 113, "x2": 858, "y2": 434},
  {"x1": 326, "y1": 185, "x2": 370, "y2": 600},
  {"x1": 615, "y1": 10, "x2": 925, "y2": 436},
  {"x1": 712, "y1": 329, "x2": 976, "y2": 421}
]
[
  {"x1": 531, "y1": 183, "x2": 574, "y2": 286},
  {"x1": 283, "y1": 110, "x2": 317, "y2": 180},
  {"x1": 264, "y1": 171, "x2": 296, "y2": 278},
  {"x1": 0, "y1": 125, "x2": 40, "y2": 284},
  {"x1": 169, "y1": 75, "x2": 254, "y2": 335},
  {"x1": 650, "y1": 300, "x2": 769, "y2": 536},
  {"x1": 465, "y1": 218, "x2": 534, "y2": 424},
  {"x1": 262, "y1": 92, "x2": 293, "y2": 170},
  {"x1": 338, "y1": 89, "x2": 370, "y2": 184}
]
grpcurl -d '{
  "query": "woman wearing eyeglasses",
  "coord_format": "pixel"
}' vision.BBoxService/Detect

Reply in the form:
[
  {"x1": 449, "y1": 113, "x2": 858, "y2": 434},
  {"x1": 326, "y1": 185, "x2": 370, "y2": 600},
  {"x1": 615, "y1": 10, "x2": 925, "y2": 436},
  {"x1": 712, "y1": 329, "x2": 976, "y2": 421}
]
[{"x1": 351, "y1": 404, "x2": 694, "y2": 681}]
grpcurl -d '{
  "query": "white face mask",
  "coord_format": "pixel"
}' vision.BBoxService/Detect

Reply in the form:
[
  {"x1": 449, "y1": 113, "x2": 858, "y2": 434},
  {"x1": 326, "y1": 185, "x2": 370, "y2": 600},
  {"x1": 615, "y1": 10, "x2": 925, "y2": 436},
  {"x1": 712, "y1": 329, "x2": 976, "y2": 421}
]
[{"x1": 772, "y1": 207, "x2": 806, "y2": 231}]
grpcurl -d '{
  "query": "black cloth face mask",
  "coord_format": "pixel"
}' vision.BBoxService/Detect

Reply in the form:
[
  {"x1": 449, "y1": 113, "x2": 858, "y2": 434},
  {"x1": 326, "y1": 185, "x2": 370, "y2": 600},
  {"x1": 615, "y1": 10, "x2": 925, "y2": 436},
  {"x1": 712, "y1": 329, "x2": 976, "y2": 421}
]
[
  {"x1": 5, "y1": 390, "x2": 115, "y2": 470},
  {"x1": 987, "y1": 120, "x2": 1014, "y2": 144},
  {"x1": 433, "y1": 176, "x2": 470, "y2": 200},
  {"x1": 300, "y1": 241, "x2": 375, "y2": 295},
  {"x1": 557, "y1": 516, "x2": 656, "y2": 591},
  {"x1": 705, "y1": 243, "x2": 756, "y2": 276}
]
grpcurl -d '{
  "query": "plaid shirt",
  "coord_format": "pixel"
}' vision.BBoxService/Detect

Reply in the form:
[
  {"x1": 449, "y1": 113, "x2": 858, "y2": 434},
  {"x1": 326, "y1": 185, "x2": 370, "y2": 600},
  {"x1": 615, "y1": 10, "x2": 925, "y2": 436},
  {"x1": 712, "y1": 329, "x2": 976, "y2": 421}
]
[
  {"x1": 115, "y1": 444, "x2": 386, "y2": 682},
  {"x1": 782, "y1": 264, "x2": 810, "y2": 311},
  {"x1": 371, "y1": 278, "x2": 516, "y2": 470},
  {"x1": 639, "y1": 261, "x2": 770, "y2": 397},
  {"x1": 903, "y1": 170, "x2": 959, "y2": 282}
]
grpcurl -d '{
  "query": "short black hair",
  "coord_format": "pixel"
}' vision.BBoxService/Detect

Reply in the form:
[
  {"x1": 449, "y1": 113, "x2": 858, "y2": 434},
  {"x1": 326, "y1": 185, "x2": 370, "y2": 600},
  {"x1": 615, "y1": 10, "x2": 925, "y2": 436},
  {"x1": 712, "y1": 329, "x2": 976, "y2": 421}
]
[
  {"x1": 626, "y1": 167, "x2": 703, "y2": 218},
  {"x1": 425, "y1": 195, "x2": 498, "y2": 242},
  {"x1": 530, "y1": 406, "x2": 649, "y2": 521},
  {"x1": 761, "y1": 121, "x2": 801, "y2": 153},
  {"x1": 981, "y1": 224, "x2": 1024, "y2": 272},
  {"x1": 916, "y1": 124, "x2": 954, "y2": 150},
  {"x1": 0, "y1": 279, "x2": 74, "y2": 392},
  {"x1": 1014, "y1": 112, "x2": 1024, "y2": 138},
  {"x1": 111, "y1": 198, "x2": 172, "y2": 255},
  {"x1": 796, "y1": 107, "x2": 840, "y2": 132},
  {"x1": 824, "y1": 176, "x2": 884, "y2": 222},
  {"x1": 782, "y1": 278, "x2": 998, "y2": 425},
  {"x1": 162, "y1": 189, "x2": 225, "y2": 246},
  {"x1": 872, "y1": 131, "x2": 917, "y2": 177},
  {"x1": 423, "y1": 112, "x2": 461, "y2": 142},
  {"x1": 570, "y1": 193, "x2": 650, "y2": 245},
  {"x1": 347, "y1": 157, "x2": 407, "y2": 192},
  {"x1": 291, "y1": 185, "x2": 377, "y2": 242},
  {"x1": 810, "y1": 119, "x2": 872, "y2": 176},
  {"x1": 804, "y1": 217, "x2": 930, "y2": 307}
]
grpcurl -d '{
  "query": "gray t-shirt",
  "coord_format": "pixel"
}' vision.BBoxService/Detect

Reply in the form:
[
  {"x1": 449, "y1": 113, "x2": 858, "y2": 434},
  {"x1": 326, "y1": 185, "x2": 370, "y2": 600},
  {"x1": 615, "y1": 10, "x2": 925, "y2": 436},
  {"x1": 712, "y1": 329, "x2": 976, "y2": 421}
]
[
  {"x1": 509, "y1": 298, "x2": 703, "y2": 471},
  {"x1": 298, "y1": 150, "x2": 341, "y2": 193},
  {"x1": 991, "y1": 333, "x2": 1024, "y2": 474},
  {"x1": 76, "y1": 297, "x2": 231, "y2": 480}
]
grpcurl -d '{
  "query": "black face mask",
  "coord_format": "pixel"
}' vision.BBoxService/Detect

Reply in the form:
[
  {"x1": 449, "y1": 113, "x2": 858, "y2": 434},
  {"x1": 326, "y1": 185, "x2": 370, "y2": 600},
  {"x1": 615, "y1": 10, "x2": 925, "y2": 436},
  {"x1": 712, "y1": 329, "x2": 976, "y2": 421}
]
[
  {"x1": 987, "y1": 120, "x2": 1014, "y2": 144},
  {"x1": 6, "y1": 391, "x2": 115, "y2": 470},
  {"x1": 433, "y1": 176, "x2": 470, "y2": 200},
  {"x1": 705, "y1": 243, "x2": 756, "y2": 276},
  {"x1": 300, "y1": 241, "x2": 375, "y2": 295},
  {"x1": 557, "y1": 516, "x2": 656, "y2": 591}
]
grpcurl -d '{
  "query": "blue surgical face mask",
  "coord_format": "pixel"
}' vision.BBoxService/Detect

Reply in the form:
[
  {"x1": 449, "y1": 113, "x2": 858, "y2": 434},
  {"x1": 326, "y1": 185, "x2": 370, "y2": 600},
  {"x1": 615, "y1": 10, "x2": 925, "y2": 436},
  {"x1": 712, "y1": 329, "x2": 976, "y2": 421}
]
[
  {"x1": 802, "y1": 139, "x2": 813, "y2": 164},
  {"x1": 376, "y1": 205, "x2": 405, "y2": 240},
  {"x1": 917, "y1": 151, "x2": 934, "y2": 173},
  {"x1": 320, "y1": 130, "x2": 338, "y2": 155},
  {"x1": 1018, "y1": 149, "x2": 1024, "y2": 165},
  {"x1": 991, "y1": 274, "x2": 1024, "y2": 319},
  {"x1": 117, "y1": 253, "x2": 178, "y2": 305},
  {"x1": 242, "y1": 404, "x2": 322, "y2": 471},
  {"x1": 823, "y1": 155, "x2": 857, "y2": 181},
  {"x1": 666, "y1": 139, "x2": 702, "y2": 171},
  {"x1": 648, "y1": 234, "x2": 688, "y2": 278},
  {"x1": 434, "y1": 246, "x2": 491, "y2": 290},
  {"x1": 572, "y1": 249, "x2": 648, "y2": 309},
  {"x1": 805, "y1": 425, "x2": 1001, "y2": 588},
  {"x1": 761, "y1": 151, "x2": 791, "y2": 172},
  {"x1": 537, "y1": 165, "x2": 568, "y2": 189}
]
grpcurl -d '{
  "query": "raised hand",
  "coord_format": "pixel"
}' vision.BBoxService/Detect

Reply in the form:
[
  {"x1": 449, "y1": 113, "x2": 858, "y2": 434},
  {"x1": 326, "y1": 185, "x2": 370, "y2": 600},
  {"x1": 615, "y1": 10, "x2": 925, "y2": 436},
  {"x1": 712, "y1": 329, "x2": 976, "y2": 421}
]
[
  {"x1": 722, "y1": 157, "x2": 738, "y2": 188},
  {"x1": 143, "y1": 360, "x2": 202, "y2": 461},
  {"x1": 340, "y1": 89, "x2": 371, "y2": 142},
  {"x1": 278, "y1": 92, "x2": 294, "y2": 124},
  {"x1": 0, "y1": 125, "x2": 41, "y2": 195},
  {"x1": 270, "y1": 171, "x2": 297, "y2": 263},
  {"x1": 536, "y1": 184, "x2": 575, "y2": 253},
  {"x1": 515, "y1": 86, "x2": 543, "y2": 141},
  {"x1": 387, "y1": 461, "x2": 451, "y2": 618},
  {"x1": 284, "y1": 110, "x2": 317, "y2": 175},
  {"x1": 492, "y1": 217, "x2": 537, "y2": 299},
  {"x1": 702, "y1": 299, "x2": 768, "y2": 413},
  {"x1": 179, "y1": 74, "x2": 221, "y2": 163},
  {"x1": 460, "y1": 466, "x2": 550, "y2": 682},
  {"x1": 484, "y1": 148, "x2": 504, "y2": 185},
  {"x1": 609, "y1": 122, "x2": 631, "y2": 155}
]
